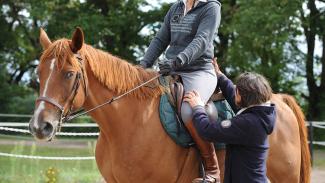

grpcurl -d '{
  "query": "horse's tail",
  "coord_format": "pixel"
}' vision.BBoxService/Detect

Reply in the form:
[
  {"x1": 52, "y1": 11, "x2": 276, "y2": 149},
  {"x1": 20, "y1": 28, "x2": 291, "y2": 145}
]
[{"x1": 281, "y1": 94, "x2": 311, "y2": 183}]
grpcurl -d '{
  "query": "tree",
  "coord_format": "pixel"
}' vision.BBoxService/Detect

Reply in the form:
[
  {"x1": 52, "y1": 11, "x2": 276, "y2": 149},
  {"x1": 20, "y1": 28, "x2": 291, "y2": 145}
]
[
  {"x1": 215, "y1": 0, "x2": 302, "y2": 93},
  {"x1": 299, "y1": 0, "x2": 325, "y2": 120},
  {"x1": 0, "y1": 0, "x2": 169, "y2": 116},
  {"x1": 215, "y1": 0, "x2": 325, "y2": 121},
  {"x1": 0, "y1": 0, "x2": 168, "y2": 87},
  {"x1": 0, "y1": 0, "x2": 40, "y2": 85}
]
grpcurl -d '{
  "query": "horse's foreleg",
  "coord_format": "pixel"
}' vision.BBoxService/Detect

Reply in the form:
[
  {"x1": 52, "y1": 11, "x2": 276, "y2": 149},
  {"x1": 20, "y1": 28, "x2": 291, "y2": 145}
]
[{"x1": 95, "y1": 133, "x2": 116, "y2": 183}]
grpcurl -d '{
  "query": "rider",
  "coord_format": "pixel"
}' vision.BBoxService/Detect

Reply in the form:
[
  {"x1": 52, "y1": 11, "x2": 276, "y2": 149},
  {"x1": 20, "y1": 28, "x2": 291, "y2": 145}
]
[
  {"x1": 140, "y1": 0, "x2": 221, "y2": 182},
  {"x1": 183, "y1": 63, "x2": 276, "y2": 183}
]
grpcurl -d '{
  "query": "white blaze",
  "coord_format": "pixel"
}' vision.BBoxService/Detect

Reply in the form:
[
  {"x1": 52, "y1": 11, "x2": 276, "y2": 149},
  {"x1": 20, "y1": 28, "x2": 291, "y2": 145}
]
[
  {"x1": 33, "y1": 59, "x2": 56, "y2": 128},
  {"x1": 43, "y1": 59, "x2": 56, "y2": 96}
]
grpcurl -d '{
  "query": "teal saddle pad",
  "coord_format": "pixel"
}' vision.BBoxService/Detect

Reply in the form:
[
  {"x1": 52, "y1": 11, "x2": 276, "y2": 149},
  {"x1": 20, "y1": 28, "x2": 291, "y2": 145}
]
[{"x1": 159, "y1": 94, "x2": 235, "y2": 148}]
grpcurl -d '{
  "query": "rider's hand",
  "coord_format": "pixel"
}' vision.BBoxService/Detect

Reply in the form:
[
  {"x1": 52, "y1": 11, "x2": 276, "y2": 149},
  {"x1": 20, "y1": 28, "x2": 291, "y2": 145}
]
[
  {"x1": 158, "y1": 57, "x2": 185, "y2": 76},
  {"x1": 158, "y1": 60, "x2": 173, "y2": 76},
  {"x1": 172, "y1": 57, "x2": 184, "y2": 69},
  {"x1": 183, "y1": 90, "x2": 204, "y2": 108}
]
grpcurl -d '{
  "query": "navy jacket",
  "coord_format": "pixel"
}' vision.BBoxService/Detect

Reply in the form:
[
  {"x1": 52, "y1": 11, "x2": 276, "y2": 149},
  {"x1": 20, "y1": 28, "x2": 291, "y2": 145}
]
[{"x1": 192, "y1": 74, "x2": 276, "y2": 183}]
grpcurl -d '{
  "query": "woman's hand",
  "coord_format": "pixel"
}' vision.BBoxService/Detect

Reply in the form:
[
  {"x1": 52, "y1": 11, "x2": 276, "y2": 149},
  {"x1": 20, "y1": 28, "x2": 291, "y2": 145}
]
[
  {"x1": 212, "y1": 58, "x2": 223, "y2": 76},
  {"x1": 183, "y1": 90, "x2": 204, "y2": 108}
]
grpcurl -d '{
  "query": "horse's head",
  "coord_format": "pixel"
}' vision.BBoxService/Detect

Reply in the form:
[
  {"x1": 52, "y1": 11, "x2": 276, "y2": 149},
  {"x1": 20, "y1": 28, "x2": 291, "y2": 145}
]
[{"x1": 29, "y1": 28, "x2": 88, "y2": 141}]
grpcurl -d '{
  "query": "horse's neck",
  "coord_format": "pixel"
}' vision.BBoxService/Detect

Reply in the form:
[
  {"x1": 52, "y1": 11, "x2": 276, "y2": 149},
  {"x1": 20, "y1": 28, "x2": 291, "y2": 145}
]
[{"x1": 82, "y1": 62, "x2": 159, "y2": 141}]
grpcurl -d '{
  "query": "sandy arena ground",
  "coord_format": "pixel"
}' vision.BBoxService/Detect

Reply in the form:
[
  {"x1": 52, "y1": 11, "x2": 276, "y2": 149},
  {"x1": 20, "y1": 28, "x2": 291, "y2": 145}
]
[{"x1": 311, "y1": 168, "x2": 325, "y2": 183}]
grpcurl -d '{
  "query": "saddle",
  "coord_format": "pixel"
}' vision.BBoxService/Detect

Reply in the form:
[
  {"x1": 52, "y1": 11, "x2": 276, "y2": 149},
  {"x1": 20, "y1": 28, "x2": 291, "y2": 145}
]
[
  {"x1": 158, "y1": 75, "x2": 234, "y2": 147},
  {"x1": 167, "y1": 75, "x2": 225, "y2": 123}
]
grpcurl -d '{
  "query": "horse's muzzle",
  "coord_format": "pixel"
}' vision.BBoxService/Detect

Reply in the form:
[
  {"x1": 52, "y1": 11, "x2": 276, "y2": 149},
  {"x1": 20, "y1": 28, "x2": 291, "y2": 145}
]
[{"x1": 29, "y1": 117, "x2": 56, "y2": 141}]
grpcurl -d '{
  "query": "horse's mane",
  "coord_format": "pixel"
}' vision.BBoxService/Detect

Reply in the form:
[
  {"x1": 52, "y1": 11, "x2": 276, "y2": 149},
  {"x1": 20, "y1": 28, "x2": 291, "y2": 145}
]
[{"x1": 40, "y1": 39, "x2": 164, "y2": 100}]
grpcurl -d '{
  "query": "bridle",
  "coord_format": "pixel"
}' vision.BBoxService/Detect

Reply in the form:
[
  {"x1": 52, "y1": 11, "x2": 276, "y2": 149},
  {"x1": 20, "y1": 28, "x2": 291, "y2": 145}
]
[
  {"x1": 36, "y1": 53, "x2": 161, "y2": 133},
  {"x1": 36, "y1": 53, "x2": 88, "y2": 132}
]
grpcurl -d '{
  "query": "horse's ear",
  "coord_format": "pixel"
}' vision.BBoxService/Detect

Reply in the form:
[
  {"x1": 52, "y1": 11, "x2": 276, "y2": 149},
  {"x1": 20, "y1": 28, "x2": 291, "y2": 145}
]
[
  {"x1": 39, "y1": 28, "x2": 52, "y2": 50},
  {"x1": 70, "y1": 27, "x2": 84, "y2": 53}
]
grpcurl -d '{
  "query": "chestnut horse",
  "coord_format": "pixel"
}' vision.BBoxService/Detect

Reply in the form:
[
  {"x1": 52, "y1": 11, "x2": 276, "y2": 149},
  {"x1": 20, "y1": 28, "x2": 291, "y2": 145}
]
[{"x1": 29, "y1": 28, "x2": 310, "y2": 183}]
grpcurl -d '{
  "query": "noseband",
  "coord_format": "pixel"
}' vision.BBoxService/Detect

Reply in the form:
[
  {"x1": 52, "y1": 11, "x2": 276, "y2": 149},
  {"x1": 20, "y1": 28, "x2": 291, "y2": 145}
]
[{"x1": 36, "y1": 53, "x2": 88, "y2": 132}]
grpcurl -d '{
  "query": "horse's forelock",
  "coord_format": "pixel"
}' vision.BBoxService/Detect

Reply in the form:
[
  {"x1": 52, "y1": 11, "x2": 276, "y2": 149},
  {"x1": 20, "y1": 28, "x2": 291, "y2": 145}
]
[{"x1": 40, "y1": 39, "x2": 79, "y2": 70}]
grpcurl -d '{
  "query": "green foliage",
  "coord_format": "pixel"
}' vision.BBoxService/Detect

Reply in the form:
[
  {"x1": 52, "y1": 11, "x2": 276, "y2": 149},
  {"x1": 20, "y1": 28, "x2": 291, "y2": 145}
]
[
  {"x1": 215, "y1": 0, "x2": 325, "y2": 123},
  {"x1": 0, "y1": 66, "x2": 35, "y2": 114},
  {"x1": 0, "y1": 0, "x2": 168, "y2": 118},
  {"x1": 29, "y1": 0, "x2": 168, "y2": 62},
  {"x1": 218, "y1": 0, "x2": 302, "y2": 93}
]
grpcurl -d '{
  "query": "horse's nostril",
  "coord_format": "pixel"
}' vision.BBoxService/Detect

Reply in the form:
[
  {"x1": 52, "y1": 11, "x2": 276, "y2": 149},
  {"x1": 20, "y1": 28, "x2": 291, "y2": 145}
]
[{"x1": 39, "y1": 121, "x2": 54, "y2": 136}]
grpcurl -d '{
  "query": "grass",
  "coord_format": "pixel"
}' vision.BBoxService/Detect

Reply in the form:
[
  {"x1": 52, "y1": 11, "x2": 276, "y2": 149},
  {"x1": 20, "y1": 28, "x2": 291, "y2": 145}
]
[
  {"x1": 0, "y1": 137, "x2": 102, "y2": 183},
  {"x1": 0, "y1": 134, "x2": 325, "y2": 183}
]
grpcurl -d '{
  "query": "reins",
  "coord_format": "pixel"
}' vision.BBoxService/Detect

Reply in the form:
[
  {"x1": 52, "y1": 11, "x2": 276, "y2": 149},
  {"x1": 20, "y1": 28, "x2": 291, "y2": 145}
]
[{"x1": 63, "y1": 73, "x2": 161, "y2": 122}]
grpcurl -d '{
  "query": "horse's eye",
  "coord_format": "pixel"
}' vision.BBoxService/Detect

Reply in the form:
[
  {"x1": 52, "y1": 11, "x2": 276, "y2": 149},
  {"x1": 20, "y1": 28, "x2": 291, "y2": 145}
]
[{"x1": 65, "y1": 71, "x2": 74, "y2": 79}]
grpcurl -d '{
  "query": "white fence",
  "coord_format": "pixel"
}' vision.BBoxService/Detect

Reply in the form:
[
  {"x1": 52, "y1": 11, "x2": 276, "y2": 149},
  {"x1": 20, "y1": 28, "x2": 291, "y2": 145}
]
[
  {"x1": 0, "y1": 113, "x2": 98, "y2": 136},
  {"x1": 0, "y1": 114, "x2": 324, "y2": 160},
  {"x1": 305, "y1": 121, "x2": 325, "y2": 146},
  {"x1": 0, "y1": 113, "x2": 98, "y2": 160}
]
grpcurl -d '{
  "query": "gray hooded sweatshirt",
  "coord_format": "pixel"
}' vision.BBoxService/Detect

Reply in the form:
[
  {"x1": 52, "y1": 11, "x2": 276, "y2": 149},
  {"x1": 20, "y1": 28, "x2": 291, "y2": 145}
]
[{"x1": 140, "y1": 0, "x2": 221, "y2": 72}]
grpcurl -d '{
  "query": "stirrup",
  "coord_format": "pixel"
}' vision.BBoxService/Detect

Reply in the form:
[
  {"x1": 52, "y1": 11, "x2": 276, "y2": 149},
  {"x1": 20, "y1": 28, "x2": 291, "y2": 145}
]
[{"x1": 192, "y1": 175, "x2": 220, "y2": 183}]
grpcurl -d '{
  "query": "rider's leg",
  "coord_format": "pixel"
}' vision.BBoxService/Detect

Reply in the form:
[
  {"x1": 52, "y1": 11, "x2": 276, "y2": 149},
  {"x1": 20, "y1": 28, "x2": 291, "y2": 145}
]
[
  {"x1": 184, "y1": 120, "x2": 220, "y2": 183},
  {"x1": 179, "y1": 69, "x2": 220, "y2": 183}
]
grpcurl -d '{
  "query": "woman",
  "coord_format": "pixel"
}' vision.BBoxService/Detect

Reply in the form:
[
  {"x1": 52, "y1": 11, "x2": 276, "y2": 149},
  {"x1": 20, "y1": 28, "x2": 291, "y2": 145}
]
[
  {"x1": 140, "y1": 0, "x2": 222, "y2": 182},
  {"x1": 184, "y1": 65, "x2": 276, "y2": 183}
]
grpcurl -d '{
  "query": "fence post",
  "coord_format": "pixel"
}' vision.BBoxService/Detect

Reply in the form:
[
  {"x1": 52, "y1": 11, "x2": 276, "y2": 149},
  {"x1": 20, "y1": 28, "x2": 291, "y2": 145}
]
[{"x1": 308, "y1": 121, "x2": 313, "y2": 166}]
